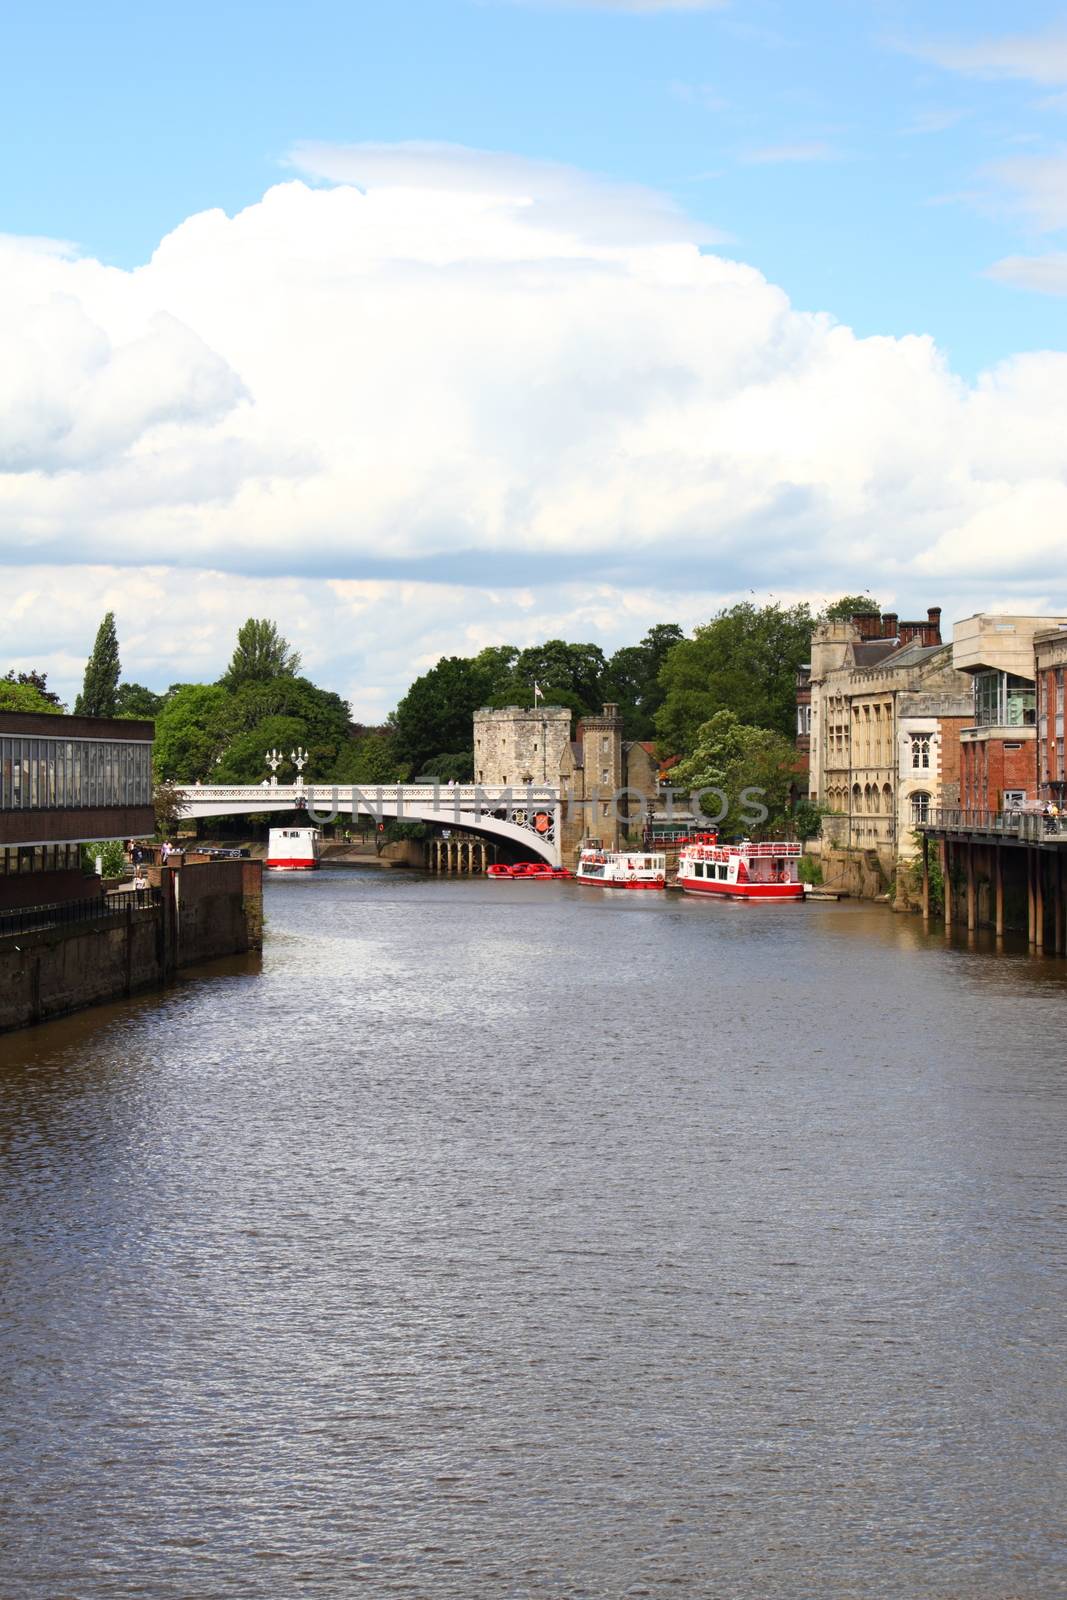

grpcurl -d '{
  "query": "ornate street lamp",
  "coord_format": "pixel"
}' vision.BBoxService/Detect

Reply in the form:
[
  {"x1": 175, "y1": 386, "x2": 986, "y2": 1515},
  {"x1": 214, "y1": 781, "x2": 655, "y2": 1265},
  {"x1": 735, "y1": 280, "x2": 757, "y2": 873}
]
[
  {"x1": 266, "y1": 747, "x2": 283, "y2": 786},
  {"x1": 291, "y1": 746, "x2": 308, "y2": 787}
]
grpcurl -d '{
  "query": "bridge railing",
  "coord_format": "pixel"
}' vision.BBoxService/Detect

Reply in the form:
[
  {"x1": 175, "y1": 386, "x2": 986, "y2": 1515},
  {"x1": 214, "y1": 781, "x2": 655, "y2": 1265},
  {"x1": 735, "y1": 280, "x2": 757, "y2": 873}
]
[{"x1": 924, "y1": 807, "x2": 1067, "y2": 842}]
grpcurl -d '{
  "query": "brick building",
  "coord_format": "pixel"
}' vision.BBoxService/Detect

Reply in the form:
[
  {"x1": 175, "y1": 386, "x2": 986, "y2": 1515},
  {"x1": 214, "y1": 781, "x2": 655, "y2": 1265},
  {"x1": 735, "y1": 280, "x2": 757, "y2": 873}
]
[
  {"x1": 1035, "y1": 624, "x2": 1067, "y2": 806},
  {"x1": 951, "y1": 614, "x2": 1067, "y2": 812},
  {"x1": 0, "y1": 710, "x2": 155, "y2": 910}
]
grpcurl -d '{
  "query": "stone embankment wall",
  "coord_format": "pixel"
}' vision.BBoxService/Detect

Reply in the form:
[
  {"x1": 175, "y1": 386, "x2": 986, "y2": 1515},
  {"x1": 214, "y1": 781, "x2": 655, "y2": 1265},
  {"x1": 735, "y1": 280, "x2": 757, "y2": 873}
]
[{"x1": 0, "y1": 861, "x2": 263, "y2": 1034}]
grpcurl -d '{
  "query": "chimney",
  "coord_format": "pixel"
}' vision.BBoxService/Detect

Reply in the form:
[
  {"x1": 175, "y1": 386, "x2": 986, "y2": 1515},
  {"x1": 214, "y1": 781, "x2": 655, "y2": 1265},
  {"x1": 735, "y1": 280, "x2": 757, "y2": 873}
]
[
  {"x1": 851, "y1": 611, "x2": 881, "y2": 640},
  {"x1": 927, "y1": 607, "x2": 942, "y2": 645},
  {"x1": 881, "y1": 612, "x2": 898, "y2": 638},
  {"x1": 898, "y1": 622, "x2": 918, "y2": 645}
]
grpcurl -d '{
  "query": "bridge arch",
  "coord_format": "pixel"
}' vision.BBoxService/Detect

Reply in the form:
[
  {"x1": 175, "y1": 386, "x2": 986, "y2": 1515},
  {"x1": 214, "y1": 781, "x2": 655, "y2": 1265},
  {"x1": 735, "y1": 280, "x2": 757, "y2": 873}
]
[{"x1": 174, "y1": 784, "x2": 563, "y2": 867}]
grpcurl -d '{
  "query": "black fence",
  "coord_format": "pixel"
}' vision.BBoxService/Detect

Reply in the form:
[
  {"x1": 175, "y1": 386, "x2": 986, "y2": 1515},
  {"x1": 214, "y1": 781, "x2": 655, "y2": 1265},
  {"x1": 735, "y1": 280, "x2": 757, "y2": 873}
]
[{"x1": 0, "y1": 887, "x2": 161, "y2": 940}]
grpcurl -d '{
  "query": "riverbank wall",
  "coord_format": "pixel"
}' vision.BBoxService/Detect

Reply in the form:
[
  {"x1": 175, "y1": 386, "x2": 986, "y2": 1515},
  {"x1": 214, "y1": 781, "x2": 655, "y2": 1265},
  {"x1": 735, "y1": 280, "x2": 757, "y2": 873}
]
[{"x1": 0, "y1": 860, "x2": 263, "y2": 1034}]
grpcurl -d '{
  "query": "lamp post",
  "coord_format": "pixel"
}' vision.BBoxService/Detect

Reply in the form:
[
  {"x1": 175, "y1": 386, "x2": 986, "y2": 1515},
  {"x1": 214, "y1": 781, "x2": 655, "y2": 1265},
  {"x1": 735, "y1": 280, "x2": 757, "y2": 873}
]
[
  {"x1": 266, "y1": 747, "x2": 283, "y2": 787},
  {"x1": 291, "y1": 746, "x2": 308, "y2": 789}
]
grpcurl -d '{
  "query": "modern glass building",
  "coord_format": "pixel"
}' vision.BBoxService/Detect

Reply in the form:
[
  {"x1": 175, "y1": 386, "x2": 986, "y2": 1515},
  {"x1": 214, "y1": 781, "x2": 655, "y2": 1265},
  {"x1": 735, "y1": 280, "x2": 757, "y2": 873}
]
[{"x1": 0, "y1": 711, "x2": 155, "y2": 910}]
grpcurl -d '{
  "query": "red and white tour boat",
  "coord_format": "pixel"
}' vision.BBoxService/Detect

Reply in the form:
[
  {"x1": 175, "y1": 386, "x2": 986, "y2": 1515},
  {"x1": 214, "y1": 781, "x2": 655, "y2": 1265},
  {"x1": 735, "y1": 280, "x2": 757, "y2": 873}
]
[
  {"x1": 677, "y1": 836, "x2": 803, "y2": 901},
  {"x1": 266, "y1": 826, "x2": 322, "y2": 872},
  {"x1": 576, "y1": 842, "x2": 666, "y2": 890}
]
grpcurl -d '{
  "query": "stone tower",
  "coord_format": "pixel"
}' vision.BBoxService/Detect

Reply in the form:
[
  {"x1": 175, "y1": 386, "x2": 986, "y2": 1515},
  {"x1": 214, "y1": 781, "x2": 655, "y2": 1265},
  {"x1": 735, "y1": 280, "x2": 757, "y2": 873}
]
[
  {"x1": 473, "y1": 705, "x2": 572, "y2": 786},
  {"x1": 574, "y1": 702, "x2": 624, "y2": 849}
]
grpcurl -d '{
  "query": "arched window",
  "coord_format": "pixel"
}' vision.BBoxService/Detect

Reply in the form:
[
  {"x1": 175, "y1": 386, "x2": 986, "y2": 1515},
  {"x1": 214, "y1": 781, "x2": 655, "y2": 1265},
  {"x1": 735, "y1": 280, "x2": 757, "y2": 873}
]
[
  {"x1": 852, "y1": 783, "x2": 862, "y2": 812},
  {"x1": 883, "y1": 782, "x2": 893, "y2": 814},
  {"x1": 911, "y1": 791, "x2": 931, "y2": 824}
]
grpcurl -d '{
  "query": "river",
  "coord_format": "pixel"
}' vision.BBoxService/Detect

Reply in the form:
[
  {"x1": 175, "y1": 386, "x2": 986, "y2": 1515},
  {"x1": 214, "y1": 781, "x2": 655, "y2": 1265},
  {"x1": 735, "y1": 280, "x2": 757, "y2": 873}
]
[{"x1": 1, "y1": 871, "x2": 1065, "y2": 1599}]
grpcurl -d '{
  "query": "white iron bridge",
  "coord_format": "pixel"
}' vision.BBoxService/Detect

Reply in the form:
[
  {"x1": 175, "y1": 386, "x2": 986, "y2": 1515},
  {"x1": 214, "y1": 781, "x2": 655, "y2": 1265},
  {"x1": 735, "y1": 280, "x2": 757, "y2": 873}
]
[{"x1": 175, "y1": 783, "x2": 564, "y2": 866}]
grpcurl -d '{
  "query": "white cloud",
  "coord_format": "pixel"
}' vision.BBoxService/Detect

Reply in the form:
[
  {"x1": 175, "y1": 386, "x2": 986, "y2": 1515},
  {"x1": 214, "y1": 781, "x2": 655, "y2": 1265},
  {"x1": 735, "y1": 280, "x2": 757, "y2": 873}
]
[
  {"x1": 4, "y1": 142, "x2": 1067, "y2": 713},
  {"x1": 912, "y1": 28, "x2": 1067, "y2": 86},
  {"x1": 987, "y1": 253, "x2": 1067, "y2": 295},
  {"x1": 986, "y1": 147, "x2": 1067, "y2": 231}
]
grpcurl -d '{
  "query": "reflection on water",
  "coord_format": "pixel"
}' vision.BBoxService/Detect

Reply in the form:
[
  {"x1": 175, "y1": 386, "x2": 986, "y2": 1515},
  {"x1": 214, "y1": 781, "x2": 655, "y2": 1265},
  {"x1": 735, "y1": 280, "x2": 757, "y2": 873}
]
[{"x1": 1, "y1": 874, "x2": 1065, "y2": 1598}]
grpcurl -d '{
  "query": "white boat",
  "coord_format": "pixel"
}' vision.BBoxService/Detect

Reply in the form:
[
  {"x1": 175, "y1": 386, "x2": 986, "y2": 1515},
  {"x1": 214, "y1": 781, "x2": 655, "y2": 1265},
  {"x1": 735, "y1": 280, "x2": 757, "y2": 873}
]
[
  {"x1": 677, "y1": 836, "x2": 803, "y2": 901},
  {"x1": 266, "y1": 826, "x2": 321, "y2": 872},
  {"x1": 575, "y1": 841, "x2": 666, "y2": 890}
]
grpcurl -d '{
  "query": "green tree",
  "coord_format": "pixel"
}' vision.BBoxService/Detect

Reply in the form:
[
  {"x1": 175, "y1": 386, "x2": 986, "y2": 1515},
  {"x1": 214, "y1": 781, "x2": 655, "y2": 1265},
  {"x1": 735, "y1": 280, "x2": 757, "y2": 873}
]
[
  {"x1": 2, "y1": 668, "x2": 63, "y2": 707},
  {"x1": 605, "y1": 623, "x2": 685, "y2": 738},
  {"x1": 513, "y1": 640, "x2": 607, "y2": 715},
  {"x1": 822, "y1": 594, "x2": 881, "y2": 622},
  {"x1": 116, "y1": 682, "x2": 163, "y2": 719},
  {"x1": 0, "y1": 678, "x2": 63, "y2": 714},
  {"x1": 215, "y1": 715, "x2": 308, "y2": 784},
  {"x1": 792, "y1": 797, "x2": 827, "y2": 841},
  {"x1": 392, "y1": 655, "x2": 498, "y2": 774},
  {"x1": 333, "y1": 731, "x2": 410, "y2": 785},
  {"x1": 414, "y1": 751, "x2": 474, "y2": 782},
  {"x1": 154, "y1": 778, "x2": 187, "y2": 838},
  {"x1": 228, "y1": 676, "x2": 351, "y2": 777},
  {"x1": 667, "y1": 710, "x2": 798, "y2": 836},
  {"x1": 221, "y1": 618, "x2": 302, "y2": 690},
  {"x1": 153, "y1": 684, "x2": 233, "y2": 780},
  {"x1": 74, "y1": 612, "x2": 121, "y2": 718},
  {"x1": 655, "y1": 602, "x2": 813, "y2": 755}
]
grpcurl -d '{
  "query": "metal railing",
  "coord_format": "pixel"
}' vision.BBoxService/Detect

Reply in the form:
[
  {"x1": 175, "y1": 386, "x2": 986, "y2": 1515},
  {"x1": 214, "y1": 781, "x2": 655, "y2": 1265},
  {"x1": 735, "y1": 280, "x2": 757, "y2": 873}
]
[
  {"x1": 0, "y1": 887, "x2": 160, "y2": 939},
  {"x1": 925, "y1": 808, "x2": 1067, "y2": 842}
]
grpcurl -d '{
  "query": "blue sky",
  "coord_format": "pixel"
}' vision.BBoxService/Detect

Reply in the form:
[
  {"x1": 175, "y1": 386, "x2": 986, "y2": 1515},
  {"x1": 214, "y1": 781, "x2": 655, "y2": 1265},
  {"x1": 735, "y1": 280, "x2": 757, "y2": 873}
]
[
  {"x1": 4, "y1": 1, "x2": 1067, "y2": 714},
  {"x1": 5, "y1": 0, "x2": 1066, "y2": 374}
]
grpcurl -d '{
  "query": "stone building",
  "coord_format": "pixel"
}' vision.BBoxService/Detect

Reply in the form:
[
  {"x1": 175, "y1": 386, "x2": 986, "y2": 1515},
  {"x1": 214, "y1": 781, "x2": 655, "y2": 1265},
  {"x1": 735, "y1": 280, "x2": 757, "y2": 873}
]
[
  {"x1": 473, "y1": 705, "x2": 572, "y2": 786},
  {"x1": 475, "y1": 702, "x2": 660, "y2": 859},
  {"x1": 808, "y1": 608, "x2": 972, "y2": 876}
]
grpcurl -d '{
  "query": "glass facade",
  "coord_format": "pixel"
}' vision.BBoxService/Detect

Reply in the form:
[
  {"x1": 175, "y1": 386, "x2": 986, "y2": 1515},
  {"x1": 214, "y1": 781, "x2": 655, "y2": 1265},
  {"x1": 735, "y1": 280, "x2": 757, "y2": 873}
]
[
  {"x1": 0, "y1": 736, "x2": 152, "y2": 812},
  {"x1": 973, "y1": 670, "x2": 1036, "y2": 728},
  {"x1": 0, "y1": 844, "x2": 83, "y2": 876}
]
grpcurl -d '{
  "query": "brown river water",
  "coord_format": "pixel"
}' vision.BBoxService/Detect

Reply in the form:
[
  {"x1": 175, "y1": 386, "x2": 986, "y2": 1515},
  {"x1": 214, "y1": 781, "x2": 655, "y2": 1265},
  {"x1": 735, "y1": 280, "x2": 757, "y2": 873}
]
[{"x1": 1, "y1": 871, "x2": 1065, "y2": 1599}]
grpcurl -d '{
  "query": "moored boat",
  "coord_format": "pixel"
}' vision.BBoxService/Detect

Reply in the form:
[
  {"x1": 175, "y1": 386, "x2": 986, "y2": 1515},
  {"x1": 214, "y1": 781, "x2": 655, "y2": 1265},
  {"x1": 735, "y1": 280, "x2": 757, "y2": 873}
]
[
  {"x1": 677, "y1": 837, "x2": 803, "y2": 900},
  {"x1": 575, "y1": 842, "x2": 666, "y2": 889},
  {"x1": 266, "y1": 826, "x2": 322, "y2": 871},
  {"x1": 488, "y1": 862, "x2": 572, "y2": 880}
]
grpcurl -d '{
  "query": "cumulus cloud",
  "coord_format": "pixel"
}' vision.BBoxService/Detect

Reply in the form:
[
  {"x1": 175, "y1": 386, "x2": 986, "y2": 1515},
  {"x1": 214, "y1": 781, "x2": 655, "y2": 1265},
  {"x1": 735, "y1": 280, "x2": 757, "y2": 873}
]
[{"x1": 3, "y1": 141, "x2": 1067, "y2": 708}]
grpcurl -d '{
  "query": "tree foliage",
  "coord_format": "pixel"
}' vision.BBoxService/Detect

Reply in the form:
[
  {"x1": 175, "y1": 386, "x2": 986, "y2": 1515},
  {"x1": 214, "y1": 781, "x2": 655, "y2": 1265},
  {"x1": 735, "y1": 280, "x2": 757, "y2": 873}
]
[
  {"x1": 667, "y1": 710, "x2": 798, "y2": 836},
  {"x1": 604, "y1": 623, "x2": 684, "y2": 739},
  {"x1": 0, "y1": 677, "x2": 63, "y2": 715},
  {"x1": 655, "y1": 602, "x2": 814, "y2": 755},
  {"x1": 74, "y1": 612, "x2": 121, "y2": 718},
  {"x1": 822, "y1": 594, "x2": 881, "y2": 622},
  {"x1": 392, "y1": 656, "x2": 498, "y2": 775},
  {"x1": 116, "y1": 682, "x2": 163, "y2": 719},
  {"x1": 221, "y1": 618, "x2": 302, "y2": 690},
  {"x1": 2, "y1": 669, "x2": 63, "y2": 708}
]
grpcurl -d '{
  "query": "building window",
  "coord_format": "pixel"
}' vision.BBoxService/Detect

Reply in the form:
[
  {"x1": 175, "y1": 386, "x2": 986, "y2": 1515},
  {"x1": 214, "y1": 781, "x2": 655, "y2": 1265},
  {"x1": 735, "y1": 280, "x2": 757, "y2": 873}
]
[
  {"x1": 0, "y1": 735, "x2": 151, "y2": 812},
  {"x1": 974, "y1": 670, "x2": 1036, "y2": 728},
  {"x1": 910, "y1": 734, "x2": 931, "y2": 769},
  {"x1": 797, "y1": 704, "x2": 811, "y2": 736}
]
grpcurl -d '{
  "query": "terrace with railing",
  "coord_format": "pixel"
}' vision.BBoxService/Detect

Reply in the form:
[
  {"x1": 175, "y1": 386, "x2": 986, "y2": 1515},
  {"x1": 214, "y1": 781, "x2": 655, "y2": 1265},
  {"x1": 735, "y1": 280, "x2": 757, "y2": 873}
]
[{"x1": 922, "y1": 808, "x2": 1067, "y2": 844}]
